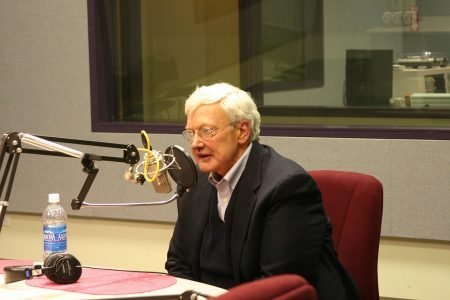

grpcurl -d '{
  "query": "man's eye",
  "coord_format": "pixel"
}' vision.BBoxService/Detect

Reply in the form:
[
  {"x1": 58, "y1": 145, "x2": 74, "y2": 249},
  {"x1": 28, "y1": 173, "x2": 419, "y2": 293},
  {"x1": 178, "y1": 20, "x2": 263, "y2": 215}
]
[{"x1": 201, "y1": 128, "x2": 213, "y2": 134}]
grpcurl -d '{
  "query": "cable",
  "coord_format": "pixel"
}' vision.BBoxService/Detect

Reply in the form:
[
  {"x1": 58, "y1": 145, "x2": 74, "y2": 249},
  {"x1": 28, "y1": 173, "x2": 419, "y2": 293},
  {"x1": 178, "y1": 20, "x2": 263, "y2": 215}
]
[
  {"x1": 140, "y1": 130, "x2": 151, "y2": 150},
  {"x1": 138, "y1": 148, "x2": 160, "y2": 183},
  {"x1": 138, "y1": 130, "x2": 160, "y2": 183}
]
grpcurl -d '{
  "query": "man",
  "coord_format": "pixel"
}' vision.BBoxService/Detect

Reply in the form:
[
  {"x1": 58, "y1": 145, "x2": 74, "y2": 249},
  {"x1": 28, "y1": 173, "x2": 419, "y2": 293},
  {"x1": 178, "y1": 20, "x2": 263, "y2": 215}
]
[{"x1": 165, "y1": 83, "x2": 359, "y2": 299}]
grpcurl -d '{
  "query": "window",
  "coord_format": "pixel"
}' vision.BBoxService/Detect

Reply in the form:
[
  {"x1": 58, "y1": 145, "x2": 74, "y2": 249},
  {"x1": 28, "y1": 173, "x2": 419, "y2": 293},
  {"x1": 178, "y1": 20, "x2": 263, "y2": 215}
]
[{"x1": 89, "y1": 0, "x2": 450, "y2": 139}]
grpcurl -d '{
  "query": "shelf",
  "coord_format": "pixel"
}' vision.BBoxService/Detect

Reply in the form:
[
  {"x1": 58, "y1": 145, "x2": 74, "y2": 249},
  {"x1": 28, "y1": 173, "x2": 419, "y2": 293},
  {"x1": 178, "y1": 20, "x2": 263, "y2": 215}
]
[{"x1": 367, "y1": 16, "x2": 450, "y2": 34}]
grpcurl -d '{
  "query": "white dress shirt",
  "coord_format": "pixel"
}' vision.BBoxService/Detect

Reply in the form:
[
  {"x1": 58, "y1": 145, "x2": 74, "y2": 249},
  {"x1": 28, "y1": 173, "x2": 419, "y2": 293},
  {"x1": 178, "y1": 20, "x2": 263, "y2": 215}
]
[{"x1": 208, "y1": 143, "x2": 252, "y2": 222}]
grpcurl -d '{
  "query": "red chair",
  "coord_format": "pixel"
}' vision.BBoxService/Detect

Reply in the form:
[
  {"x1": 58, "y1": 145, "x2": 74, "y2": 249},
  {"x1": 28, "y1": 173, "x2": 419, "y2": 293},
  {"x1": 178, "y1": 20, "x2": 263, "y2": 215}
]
[
  {"x1": 209, "y1": 274, "x2": 317, "y2": 300},
  {"x1": 308, "y1": 170, "x2": 383, "y2": 300}
]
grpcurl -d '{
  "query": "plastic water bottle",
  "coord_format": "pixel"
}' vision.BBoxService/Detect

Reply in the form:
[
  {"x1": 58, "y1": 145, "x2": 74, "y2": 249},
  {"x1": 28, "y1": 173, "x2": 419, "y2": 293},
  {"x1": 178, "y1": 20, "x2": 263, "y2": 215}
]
[{"x1": 43, "y1": 193, "x2": 67, "y2": 261}]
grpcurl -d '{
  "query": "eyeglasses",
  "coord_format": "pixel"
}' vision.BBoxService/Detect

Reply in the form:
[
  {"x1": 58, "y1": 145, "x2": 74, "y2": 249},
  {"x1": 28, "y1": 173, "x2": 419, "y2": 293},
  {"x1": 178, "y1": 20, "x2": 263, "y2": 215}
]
[{"x1": 182, "y1": 124, "x2": 233, "y2": 143}]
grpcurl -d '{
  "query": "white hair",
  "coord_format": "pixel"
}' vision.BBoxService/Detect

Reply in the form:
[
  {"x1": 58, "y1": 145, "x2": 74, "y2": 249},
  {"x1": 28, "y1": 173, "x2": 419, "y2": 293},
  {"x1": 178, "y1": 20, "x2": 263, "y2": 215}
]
[{"x1": 185, "y1": 83, "x2": 261, "y2": 141}]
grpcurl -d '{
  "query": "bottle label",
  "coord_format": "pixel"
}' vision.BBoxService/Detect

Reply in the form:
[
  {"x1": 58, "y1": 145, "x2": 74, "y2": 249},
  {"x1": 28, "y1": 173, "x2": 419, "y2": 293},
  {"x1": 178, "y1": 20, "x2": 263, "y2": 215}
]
[{"x1": 43, "y1": 224, "x2": 67, "y2": 253}]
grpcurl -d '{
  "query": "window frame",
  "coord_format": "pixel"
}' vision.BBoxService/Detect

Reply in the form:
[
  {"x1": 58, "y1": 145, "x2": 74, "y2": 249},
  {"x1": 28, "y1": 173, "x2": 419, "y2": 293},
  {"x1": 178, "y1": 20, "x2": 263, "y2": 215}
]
[{"x1": 88, "y1": 0, "x2": 450, "y2": 140}]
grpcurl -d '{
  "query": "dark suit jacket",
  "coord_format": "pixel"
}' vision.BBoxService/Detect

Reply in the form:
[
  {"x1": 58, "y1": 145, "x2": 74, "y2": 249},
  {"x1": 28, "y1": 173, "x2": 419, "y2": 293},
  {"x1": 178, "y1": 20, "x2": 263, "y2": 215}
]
[{"x1": 166, "y1": 142, "x2": 358, "y2": 299}]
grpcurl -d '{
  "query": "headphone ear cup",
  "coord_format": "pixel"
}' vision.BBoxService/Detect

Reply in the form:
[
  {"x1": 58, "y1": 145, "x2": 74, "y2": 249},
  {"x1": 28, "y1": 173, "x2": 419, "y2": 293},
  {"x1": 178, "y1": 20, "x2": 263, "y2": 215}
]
[{"x1": 43, "y1": 253, "x2": 82, "y2": 284}]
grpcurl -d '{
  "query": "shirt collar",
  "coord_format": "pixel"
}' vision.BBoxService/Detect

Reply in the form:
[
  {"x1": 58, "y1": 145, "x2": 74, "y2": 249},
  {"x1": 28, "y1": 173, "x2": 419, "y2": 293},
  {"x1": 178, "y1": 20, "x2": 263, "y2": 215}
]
[{"x1": 208, "y1": 143, "x2": 252, "y2": 189}]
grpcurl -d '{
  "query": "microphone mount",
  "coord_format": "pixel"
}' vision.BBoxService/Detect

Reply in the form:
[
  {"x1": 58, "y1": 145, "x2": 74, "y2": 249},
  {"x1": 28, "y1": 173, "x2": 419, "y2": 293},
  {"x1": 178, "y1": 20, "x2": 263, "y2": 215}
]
[{"x1": 0, "y1": 132, "x2": 197, "y2": 232}]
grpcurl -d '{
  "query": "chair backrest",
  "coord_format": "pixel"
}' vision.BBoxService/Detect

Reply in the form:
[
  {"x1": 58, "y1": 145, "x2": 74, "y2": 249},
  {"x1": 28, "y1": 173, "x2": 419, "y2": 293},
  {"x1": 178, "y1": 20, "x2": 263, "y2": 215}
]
[
  {"x1": 209, "y1": 274, "x2": 317, "y2": 300},
  {"x1": 308, "y1": 170, "x2": 383, "y2": 300}
]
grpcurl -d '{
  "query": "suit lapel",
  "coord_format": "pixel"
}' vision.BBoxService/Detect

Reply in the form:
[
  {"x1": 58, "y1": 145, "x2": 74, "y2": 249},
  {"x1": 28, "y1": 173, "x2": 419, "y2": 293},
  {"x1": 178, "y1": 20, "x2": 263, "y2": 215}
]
[
  {"x1": 188, "y1": 175, "x2": 214, "y2": 277},
  {"x1": 230, "y1": 142, "x2": 263, "y2": 280}
]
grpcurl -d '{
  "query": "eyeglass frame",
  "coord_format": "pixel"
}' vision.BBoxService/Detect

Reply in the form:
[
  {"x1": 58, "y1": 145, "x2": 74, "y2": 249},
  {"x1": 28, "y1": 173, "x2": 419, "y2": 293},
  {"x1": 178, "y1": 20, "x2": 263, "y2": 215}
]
[{"x1": 182, "y1": 123, "x2": 235, "y2": 143}]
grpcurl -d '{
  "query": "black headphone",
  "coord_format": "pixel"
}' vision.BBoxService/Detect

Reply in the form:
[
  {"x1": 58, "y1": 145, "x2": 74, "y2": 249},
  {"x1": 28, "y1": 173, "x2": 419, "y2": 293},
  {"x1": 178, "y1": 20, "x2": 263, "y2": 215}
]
[{"x1": 4, "y1": 253, "x2": 82, "y2": 284}]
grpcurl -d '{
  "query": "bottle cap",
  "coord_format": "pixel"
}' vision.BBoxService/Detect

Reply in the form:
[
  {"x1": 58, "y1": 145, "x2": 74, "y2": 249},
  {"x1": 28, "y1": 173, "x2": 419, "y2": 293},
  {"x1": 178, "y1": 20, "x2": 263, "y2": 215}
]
[{"x1": 48, "y1": 193, "x2": 60, "y2": 203}]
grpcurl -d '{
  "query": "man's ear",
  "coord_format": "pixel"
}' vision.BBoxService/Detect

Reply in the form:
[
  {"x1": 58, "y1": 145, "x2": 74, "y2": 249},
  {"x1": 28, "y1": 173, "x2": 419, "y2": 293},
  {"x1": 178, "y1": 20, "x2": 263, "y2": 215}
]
[{"x1": 237, "y1": 121, "x2": 251, "y2": 144}]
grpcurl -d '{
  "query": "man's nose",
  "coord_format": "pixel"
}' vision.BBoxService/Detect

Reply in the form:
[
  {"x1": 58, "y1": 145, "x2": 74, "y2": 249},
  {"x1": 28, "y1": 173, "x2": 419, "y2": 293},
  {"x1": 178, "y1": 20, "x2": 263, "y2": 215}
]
[{"x1": 190, "y1": 132, "x2": 203, "y2": 148}]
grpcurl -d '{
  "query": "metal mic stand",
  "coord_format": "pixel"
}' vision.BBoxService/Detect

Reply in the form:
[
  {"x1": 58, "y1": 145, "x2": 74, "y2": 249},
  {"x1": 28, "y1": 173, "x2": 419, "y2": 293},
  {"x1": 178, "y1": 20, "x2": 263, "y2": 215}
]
[{"x1": 0, "y1": 132, "x2": 192, "y2": 232}]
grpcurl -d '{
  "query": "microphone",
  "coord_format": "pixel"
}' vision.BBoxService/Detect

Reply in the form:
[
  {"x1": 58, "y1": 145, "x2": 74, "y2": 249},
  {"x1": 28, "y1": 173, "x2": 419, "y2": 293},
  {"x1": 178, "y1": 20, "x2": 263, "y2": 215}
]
[
  {"x1": 123, "y1": 152, "x2": 172, "y2": 193},
  {"x1": 80, "y1": 145, "x2": 198, "y2": 208},
  {"x1": 148, "y1": 151, "x2": 172, "y2": 194},
  {"x1": 139, "y1": 129, "x2": 172, "y2": 193},
  {"x1": 124, "y1": 130, "x2": 172, "y2": 193}
]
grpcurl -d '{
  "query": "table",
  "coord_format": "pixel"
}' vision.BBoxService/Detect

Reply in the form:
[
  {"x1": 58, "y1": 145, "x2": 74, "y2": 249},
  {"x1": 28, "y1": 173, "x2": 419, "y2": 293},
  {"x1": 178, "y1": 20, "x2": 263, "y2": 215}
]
[{"x1": 0, "y1": 269, "x2": 226, "y2": 300}]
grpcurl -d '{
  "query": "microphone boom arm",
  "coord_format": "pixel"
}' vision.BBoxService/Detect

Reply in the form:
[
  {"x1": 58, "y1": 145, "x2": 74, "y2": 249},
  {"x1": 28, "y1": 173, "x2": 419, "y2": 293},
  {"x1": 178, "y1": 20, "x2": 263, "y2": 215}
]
[
  {"x1": 0, "y1": 131, "x2": 195, "y2": 232},
  {"x1": 81, "y1": 193, "x2": 179, "y2": 208},
  {"x1": 78, "y1": 185, "x2": 187, "y2": 209},
  {"x1": 0, "y1": 132, "x2": 160, "y2": 231}
]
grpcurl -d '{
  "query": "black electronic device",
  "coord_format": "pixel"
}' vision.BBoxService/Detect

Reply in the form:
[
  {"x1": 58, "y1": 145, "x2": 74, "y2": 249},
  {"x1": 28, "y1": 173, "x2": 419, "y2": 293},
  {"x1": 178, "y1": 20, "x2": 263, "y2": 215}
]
[
  {"x1": 4, "y1": 253, "x2": 82, "y2": 284},
  {"x1": 345, "y1": 49, "x2": 393, "y2": 107},
  {"x1": 396, "y1": 52, "x2": 448, "y2": 69}
]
